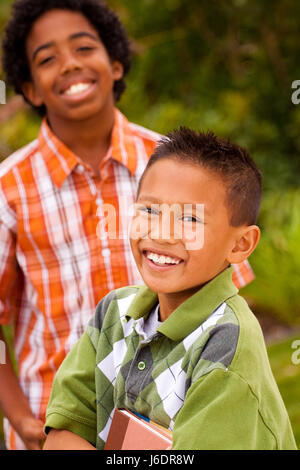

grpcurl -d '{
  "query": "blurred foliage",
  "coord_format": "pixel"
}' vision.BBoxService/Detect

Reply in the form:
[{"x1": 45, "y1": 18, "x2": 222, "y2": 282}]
[
  {"x1": 0, "y1": 0, "x2": 299, "y2": 323},
  {"x1": 244, "y1": 189, "x2": 300, "y2": 325},
  {"x1": 267, "y1": 334, "x2": 300, "y2": 449},
  {"x1": 116, "y1": 0, "x2": 300, "y2": 191},
  {"x1": 0, "y1": 109, "x2": 40, "y2": 154}
]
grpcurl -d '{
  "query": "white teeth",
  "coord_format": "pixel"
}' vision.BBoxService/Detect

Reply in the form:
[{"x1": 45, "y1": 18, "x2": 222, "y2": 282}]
[
  {"x1": 147, "y1": 252, "x2": 180, "y2": 265},
  {"x1": 64, "y1": 82, "x2": 91, "y2": 96}
]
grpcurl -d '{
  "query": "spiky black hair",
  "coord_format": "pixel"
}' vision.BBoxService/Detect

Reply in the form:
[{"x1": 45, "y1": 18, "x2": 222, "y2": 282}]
[{"x1": 139, "y1": 127, "x2": 263, "y2": 227}]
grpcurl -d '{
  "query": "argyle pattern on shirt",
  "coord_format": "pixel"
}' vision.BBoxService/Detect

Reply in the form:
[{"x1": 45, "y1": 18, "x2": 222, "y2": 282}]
[{"x1": 86, "y1": 284, "x2": 238, "y2": 449}]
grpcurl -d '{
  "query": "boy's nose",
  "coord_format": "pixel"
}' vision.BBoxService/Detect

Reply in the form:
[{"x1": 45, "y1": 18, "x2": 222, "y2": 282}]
[
  {"x1": 60, "y1": 51, "x2": 83, "y2": 74},
  {"x1": 148, "y1": 214, "x2": 179, "y2": 244}
]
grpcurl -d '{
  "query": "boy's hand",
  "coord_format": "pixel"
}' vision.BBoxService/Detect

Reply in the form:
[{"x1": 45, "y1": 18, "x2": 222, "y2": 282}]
[{"x1": 19, "y1": 416, "x2": 46, "y2": 450}]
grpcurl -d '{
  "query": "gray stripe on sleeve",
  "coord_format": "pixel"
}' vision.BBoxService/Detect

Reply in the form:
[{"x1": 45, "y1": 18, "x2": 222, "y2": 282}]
[
  {"x1": 200, "y1": 323, "x2": 239, "y2": 367},
  {"x1": 88, "y1": 291, "x2": 117, "y2": 332}
]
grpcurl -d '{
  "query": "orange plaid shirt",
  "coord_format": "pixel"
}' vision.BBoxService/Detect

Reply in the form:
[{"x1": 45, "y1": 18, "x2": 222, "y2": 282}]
[{"x1": 0, "y1": 108, "x2": 254, "y2": 449}]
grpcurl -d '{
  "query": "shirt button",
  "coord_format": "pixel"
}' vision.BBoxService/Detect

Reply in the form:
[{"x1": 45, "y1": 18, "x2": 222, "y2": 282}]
[
  {"x1": 138, "y1": 361, "x2": 146, "y2": 371},
  {"x1": 76, "y1": 164, "x2": 85, "y2": 174}
]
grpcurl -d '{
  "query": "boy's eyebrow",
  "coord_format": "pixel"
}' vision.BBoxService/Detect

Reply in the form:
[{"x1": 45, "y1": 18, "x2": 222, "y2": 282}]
[
  {"x1": 137, "y1": 195, "x2": 163, "y2": 204},
  {"x1": 69, "y1": 31, "x2": 99, "y2": 42},
  {"x1": 32, "y1": 42, "x2": 54, "y2": 60},
  {"x1": 32, "y1": 32, "x2": 99, "y2": 60}
]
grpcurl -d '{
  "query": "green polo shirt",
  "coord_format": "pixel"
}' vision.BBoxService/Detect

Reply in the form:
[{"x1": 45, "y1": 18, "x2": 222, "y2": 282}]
[{"x1": 45, "y1": 267, "x2": 297, "y2": 449}]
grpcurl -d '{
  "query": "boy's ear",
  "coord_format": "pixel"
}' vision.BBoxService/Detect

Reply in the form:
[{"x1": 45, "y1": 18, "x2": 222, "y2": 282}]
[
  {"x1": 21, "y1": 81, "x2": 44, "y2": 108},
  {"x1": 111, "y1": 60, "x2": 124, "y2": 82},
  {"x1": 227, "y1": 225, "x2": 260, "y2": 264}
]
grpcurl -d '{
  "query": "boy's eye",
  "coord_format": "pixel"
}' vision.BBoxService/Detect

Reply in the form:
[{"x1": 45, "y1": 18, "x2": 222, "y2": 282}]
[
  {"x1": 77, "y1": 46, "x2": 94, "y2": 52},
  {"x1": 137, "y1": 206, "x2": 159, "y2": 216},
  {"x1": 39, "y1": 56, "x2": 55, "y2": 66},
  {"x1": 181, "y1": 215, "x2": 203, "y2": 223}
]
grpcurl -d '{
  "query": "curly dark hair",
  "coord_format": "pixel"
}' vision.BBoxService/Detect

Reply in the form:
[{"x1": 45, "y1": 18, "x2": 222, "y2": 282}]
[
  {"x1": 138, "y1": 127, "x2": 263, "y2": 227},
  {"x1": 2, "y1": 0, "x2": 131, "y2": 115}
]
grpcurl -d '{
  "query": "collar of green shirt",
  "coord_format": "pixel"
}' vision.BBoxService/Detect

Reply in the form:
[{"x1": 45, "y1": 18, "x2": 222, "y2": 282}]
[{"x1": 126, "y1": 266, "x2": 238, "y2": 342}]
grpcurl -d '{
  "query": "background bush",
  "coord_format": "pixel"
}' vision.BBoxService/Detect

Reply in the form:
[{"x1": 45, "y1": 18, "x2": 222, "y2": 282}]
[{"x1": 243, "y1": 189, "x2": 300, "y2": 325}]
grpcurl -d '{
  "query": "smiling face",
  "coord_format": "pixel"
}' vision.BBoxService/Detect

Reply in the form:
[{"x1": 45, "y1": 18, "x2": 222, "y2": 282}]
[
  {"x1": 130, "y1": 158, "x2": 258, "y2": 318},
  {"x1": 23, "y1": 9, "x2": 123, "y2": 122}
]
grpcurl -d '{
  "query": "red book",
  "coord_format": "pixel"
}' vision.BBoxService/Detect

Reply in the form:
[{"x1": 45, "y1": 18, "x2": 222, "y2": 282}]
[{"x1": 104, "y1": 409, "x2": 172, "y2": 450}]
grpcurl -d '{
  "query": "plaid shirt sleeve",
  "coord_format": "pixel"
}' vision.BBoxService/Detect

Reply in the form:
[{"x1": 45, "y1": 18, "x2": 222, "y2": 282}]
[{"x1": 0, "y1": 194, "x2": 22, "y2": 325}]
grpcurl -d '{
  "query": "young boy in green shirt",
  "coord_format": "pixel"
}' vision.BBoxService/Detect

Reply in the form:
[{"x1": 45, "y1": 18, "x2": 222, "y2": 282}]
[{"x1": 43, "y1": 128, "x2": 297, "y2": 450}]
